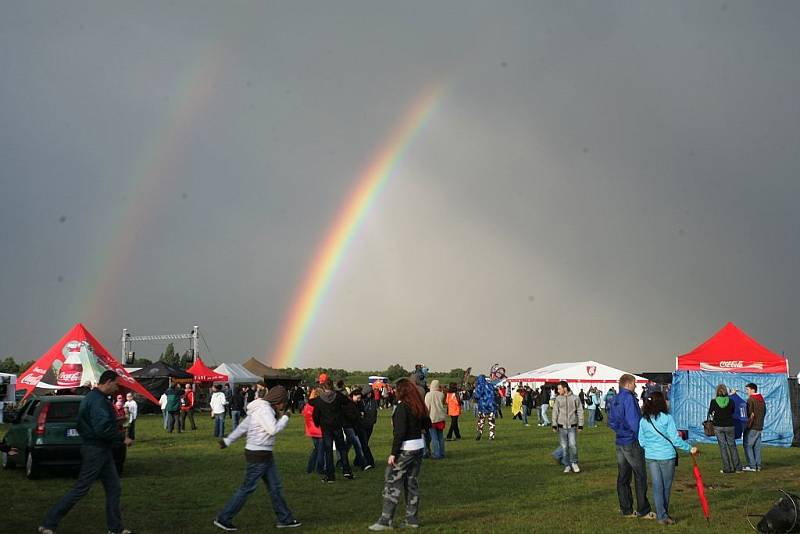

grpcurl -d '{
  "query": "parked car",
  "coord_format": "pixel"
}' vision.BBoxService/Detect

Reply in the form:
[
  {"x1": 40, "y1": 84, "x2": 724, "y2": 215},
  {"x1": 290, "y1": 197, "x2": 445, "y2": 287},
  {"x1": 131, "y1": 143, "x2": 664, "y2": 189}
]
[{"x1": 1, "y1": 394, "x2": 126, "y2": 478}]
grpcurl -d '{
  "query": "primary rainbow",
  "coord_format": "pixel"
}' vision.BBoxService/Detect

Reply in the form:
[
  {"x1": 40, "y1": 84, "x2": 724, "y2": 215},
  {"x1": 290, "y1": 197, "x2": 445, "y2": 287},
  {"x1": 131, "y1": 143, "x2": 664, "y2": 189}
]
[{"x1": 270, "y1": 84, "x2": 444, "y2": 368}]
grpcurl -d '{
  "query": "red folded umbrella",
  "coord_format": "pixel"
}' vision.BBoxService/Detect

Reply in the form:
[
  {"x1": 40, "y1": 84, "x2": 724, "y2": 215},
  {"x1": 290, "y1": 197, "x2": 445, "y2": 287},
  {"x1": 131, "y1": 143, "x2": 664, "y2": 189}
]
[{"x1": 692, "y1": 453, "x2": 711, "y2": 523}]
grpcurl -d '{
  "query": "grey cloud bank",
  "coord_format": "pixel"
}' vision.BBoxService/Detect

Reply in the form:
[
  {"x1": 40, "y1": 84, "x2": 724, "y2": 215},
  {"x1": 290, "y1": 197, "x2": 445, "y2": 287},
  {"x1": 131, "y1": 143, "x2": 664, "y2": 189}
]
[{"x1": 1, "y1": 2, "x2": 799, "y2": 375}]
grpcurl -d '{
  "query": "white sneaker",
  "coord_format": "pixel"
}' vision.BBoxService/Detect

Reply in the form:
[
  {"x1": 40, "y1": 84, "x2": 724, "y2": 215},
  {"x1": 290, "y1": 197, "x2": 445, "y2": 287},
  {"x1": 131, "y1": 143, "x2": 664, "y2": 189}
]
[
  {"x1": 368, "y1": 522, "x2": 394, "y2": 531},
  {"x1": 563, "y1": 465, "x2": 572, "y2": 473},
  {"x1": 571, "y1": 463, "x2": 581, "y2": 473}
]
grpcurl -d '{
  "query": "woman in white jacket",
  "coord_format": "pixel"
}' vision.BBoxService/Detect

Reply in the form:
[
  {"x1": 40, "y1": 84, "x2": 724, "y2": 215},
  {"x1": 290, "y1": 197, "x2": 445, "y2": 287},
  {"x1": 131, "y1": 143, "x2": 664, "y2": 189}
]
[
  {"x1": 424, "y1": 380, "x2": 447, "y2": 459},
  {"x1": 214, "y1": 386, "x2": 301, "y2": 530}
]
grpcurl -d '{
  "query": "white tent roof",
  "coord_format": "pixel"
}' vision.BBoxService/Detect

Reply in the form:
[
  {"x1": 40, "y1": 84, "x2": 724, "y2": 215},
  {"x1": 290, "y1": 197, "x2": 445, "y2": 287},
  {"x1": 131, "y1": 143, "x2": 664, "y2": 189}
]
[
  {"x1": 506, "y1": 360, "x2": 647, "y2": 386},
  {"x1": 214, "y1": 363, "x2": 261, "y2": 384},
  {"x1": 506, "y1": 363, "x2": 577, "y2": 383}
]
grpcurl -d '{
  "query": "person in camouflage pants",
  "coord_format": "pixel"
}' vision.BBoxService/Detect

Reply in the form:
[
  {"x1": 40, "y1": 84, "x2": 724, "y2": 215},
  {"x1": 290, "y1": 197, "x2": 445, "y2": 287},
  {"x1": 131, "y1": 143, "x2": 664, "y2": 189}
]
[
  {"x1": 377, "y1": 450, "x2": 422, "y2": 525},
  {"x1": 369, "y1": 380, "x2": 430, "y2": 531}
]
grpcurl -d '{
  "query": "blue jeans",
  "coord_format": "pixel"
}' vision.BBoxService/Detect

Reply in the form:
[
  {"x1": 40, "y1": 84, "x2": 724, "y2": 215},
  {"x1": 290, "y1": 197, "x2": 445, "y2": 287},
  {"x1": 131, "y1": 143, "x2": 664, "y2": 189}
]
[
  {"x1": 539, "y1": 405, "x2": 550, "y2": 425},
  {"x1": 616, "y1": 442, "x2": 651, "y2": 516},
  {"x1": 714, "y1": 426, "x2": 741, "y2": 472},
  {"x1": 232, "y1": 410, "x2": 242, "y2": 429},
  {"x1": 43, "y1": 445, "x2": 123, "y2": 531},
  {"x1": 521, "y1": 406, "x2": 528, "y2": 425},
  {"x1": 429, "y1": 426, "x2": 445, "y2": 458},
  {"x1": 307, "y1": 437, "x2": 324, "y2": 474},
  {"x1": 553, "y1": 446, "x2": 568, "y2": 466},
  {"x1": 341, "y1": 427, "x2": 367, "y2": 468},
  {"x1": 558, "y1": 427, "x2": 578, "y2": 465},
  {"x1": 217, "y1": 455, "x2": 294, "y2": 524},
  {"x1": 744, "y1": 428, "x2": 762, "y2": 469},
  {"x1": 322, "y1": 428, "x2": 352, "y2": 479},
  {"x1": 587, "y1": 409, "x2": 596, "y2": 428},
  {"x1": 356, "y1": 426, "x2": 375, "y2": 467},
  {"x1": 162, "y1": 409, "x2": 168, "y2": 429},
  {"x1": 646, "y1": 459, "x2": 676, "y2": 521},
  {"x1": 214, "y1": 414, "x2": 226, "y2": 437}
]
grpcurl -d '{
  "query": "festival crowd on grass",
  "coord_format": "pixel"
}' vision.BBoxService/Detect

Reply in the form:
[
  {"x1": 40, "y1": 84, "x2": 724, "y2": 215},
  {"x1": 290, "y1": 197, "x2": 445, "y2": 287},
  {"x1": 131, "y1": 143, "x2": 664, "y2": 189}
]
[{"x1": 18, "y1": 363, "x2": 769, "y2": 533}]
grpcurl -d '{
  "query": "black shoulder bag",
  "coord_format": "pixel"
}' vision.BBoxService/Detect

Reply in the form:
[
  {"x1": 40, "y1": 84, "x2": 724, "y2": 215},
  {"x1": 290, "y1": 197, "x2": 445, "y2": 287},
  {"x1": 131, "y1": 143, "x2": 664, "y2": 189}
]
[{"x1": 647, "y1": 417, "x2": 679, "y2": 466}]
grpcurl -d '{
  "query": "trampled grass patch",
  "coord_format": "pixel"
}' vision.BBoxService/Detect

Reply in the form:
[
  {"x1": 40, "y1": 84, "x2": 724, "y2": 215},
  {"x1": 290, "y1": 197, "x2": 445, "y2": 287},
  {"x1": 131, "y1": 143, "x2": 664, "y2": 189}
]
[{"x1": 2, "y1": 410, "x2": 798, "y2": 533}]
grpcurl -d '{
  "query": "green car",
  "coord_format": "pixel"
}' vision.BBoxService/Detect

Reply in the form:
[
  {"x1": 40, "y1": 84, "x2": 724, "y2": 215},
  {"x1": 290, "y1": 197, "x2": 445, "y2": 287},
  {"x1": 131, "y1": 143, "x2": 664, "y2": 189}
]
[{"x1": 1, "y1": 395, "x2": 126, "y2": 479}]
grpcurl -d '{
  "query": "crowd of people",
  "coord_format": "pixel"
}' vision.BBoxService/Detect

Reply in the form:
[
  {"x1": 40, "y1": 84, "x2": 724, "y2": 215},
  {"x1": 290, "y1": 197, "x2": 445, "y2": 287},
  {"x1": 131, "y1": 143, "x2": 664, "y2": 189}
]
[{"x1": 31, "y1": 367, "x2": 772, "y2": 532}]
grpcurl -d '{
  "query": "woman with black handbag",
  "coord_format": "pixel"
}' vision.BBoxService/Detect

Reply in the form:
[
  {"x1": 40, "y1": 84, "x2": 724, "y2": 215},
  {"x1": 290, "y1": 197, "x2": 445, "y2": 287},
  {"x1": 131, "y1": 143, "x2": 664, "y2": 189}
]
[
  {"x1": 638, "y1": 392, "x2": 697, "y2": 525},
  {"x1": 708, "y1": 383, "x2": 741, "y2": 474}
]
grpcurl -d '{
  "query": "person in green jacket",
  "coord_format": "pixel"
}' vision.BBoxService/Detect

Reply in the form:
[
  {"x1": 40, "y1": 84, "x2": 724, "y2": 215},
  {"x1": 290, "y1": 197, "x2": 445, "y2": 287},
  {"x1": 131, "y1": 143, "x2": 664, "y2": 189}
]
[
  {"x1": 165, "y1": 381, "x2": 183, "y2": 433},
  {"x1": 40, "y1": 370, "x2": 134, "y2": 534}
]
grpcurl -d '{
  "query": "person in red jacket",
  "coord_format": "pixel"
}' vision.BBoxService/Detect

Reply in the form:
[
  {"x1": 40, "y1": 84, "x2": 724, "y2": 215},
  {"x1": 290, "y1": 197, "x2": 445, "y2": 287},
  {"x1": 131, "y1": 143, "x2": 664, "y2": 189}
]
[
  {"x1": 181, "y1": 384, "x2": 198, "y2": 431},
  {"x1": 302, "y1": 388, "x2": 324, "y2": 475}
]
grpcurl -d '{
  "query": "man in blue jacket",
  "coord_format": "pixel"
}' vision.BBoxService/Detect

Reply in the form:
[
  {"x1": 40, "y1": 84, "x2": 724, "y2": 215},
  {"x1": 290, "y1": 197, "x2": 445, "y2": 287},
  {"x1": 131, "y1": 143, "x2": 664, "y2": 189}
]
[
  {"x1": 608, "y1": 374, "x2": 654, "y2": 520},
  {"x1": 40, "y1": 370, "x2": 134, "y2": 534}
]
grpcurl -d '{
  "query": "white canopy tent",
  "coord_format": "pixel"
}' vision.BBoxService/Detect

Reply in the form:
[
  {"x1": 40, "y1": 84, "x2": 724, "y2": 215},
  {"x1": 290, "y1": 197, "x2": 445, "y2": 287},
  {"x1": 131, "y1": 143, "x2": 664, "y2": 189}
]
[
  {"x1": 505, "y1": 361, "x2": 647, "y2": 391},
  {"x1": 214, "y1": 363, "x2": 261, "y2": 387}
]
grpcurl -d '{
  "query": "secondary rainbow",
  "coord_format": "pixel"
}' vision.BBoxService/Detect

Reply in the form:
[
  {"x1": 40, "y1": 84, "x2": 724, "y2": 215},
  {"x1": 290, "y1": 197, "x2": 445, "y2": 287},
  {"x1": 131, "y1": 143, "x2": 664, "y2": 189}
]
[
  {"x1": 77, "y1": 46, "x2": 227, "y2": 331},
  {"x1": 270, "y1": 84, "x2": 444, "y2": 368}
]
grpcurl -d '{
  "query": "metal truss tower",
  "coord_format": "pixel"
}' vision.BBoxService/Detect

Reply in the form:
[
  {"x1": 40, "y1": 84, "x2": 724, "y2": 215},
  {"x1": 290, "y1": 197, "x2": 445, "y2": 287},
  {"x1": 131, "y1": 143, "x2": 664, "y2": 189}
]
[{"x1": 121, "y1": 326, "x2": 200, "y2": 365}]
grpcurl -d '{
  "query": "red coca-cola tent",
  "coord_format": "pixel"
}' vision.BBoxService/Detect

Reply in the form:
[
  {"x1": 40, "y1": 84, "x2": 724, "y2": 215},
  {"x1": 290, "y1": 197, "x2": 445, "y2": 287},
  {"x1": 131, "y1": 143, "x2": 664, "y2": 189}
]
[
  {"x1": 16, "y1": 323, "x2": 159, "y2": 404},
  {"x1": 676, "y1": 322, "x2": 789, "y2": 374},
  {"x1": 672, "y1": 322, "x2": 793, "y2": 446},
  {"x1": 186, "y1": 357, "x2": 228, "y2": 383}
]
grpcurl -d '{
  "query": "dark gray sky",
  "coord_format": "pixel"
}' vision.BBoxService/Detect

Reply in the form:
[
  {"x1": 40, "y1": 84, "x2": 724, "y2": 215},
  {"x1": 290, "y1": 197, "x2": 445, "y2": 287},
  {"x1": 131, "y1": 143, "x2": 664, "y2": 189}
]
[{"x1": 2, "y1": 1, "x2": 799, "y2": 374}]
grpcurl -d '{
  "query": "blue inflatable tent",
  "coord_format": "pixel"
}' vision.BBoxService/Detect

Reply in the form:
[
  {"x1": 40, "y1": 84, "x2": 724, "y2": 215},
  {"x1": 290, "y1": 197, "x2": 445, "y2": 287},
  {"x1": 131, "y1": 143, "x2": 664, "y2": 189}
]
[{"x1": 671, "y1": 322, "x2": 793, "y2": 447}]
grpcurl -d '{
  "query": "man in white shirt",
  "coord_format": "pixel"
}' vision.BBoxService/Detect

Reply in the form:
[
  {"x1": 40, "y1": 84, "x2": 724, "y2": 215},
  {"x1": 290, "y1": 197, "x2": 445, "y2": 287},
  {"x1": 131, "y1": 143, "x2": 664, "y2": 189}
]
[
  {"x1": 210, "y1": 384, "x2": 228, "y2": 438},
  {"x1": 124, "y1": 393, "x2": 138, "y2": 440},
  {"x1": 213, "y1": 386, "x2": 300, "y2": 530}
]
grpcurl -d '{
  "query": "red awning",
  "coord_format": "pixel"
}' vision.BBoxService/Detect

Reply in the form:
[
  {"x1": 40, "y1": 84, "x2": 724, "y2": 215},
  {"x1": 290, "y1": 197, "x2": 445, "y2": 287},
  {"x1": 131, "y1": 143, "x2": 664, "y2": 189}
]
[
  {"x1": 16, "y1": 323, "x2": 159, "y2": 404},
  {"x1": 677, "y1": 322, "x2": 788, "y2": 374},
  {"x1": 186, "y1": 357, "x2": 228, "y2": 383}
]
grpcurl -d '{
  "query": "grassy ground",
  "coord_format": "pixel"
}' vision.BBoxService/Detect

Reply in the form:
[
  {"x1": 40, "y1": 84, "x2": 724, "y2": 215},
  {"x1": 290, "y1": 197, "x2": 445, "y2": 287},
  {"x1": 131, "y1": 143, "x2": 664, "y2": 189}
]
[{"x1": 2, "y1": 409, "x2": 798, "y2": 533}]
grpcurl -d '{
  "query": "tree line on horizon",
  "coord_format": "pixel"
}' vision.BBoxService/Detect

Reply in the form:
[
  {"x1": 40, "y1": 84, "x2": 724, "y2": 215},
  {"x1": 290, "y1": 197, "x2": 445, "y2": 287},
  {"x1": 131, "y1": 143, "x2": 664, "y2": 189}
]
[{"x1": 0, "y1": 349, "x2": 471, "y2": 386}]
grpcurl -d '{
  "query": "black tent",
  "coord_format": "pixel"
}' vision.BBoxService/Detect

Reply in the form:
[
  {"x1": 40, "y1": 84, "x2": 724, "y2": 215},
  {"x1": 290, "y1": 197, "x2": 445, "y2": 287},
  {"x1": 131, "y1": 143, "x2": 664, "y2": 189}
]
[
  {"x1": 241, "y1": 357, "x2": 302, "y2": 389},
  {"x1": 130, "y1": 362, "x2": 192, "y2": 413},
  {"x1": 789, "y1": 379, "x2": 800, "y2": 447}
]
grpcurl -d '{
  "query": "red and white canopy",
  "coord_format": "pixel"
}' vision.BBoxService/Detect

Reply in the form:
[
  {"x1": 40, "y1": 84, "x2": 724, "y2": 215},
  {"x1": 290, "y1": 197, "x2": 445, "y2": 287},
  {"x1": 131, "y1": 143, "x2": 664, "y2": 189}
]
[
  {"x1": 677, "y1": 322, "x2": 788, "y2": 375},
  {"x1": 186, "y1": 357, "x2": 228, "y2": 383},
  {"x1": 16, "y1": 323, "x2": 159, "y2": 404}
]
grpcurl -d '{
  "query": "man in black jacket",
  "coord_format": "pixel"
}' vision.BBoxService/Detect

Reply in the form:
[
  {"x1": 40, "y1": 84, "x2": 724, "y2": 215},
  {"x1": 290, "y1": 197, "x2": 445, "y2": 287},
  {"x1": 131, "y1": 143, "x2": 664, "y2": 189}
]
[
  {"x1": 40, "y1": 370, "x2": 134, "y2": 534},
  {"x1": 345, "y1": 388, "x2": 374, "y2": 470},
  {"x1": 360, "y1": 385, "x2": 379, "y2": 448},
  {"x1": 230, "y1": 386, "x2": 245, "y2": 429},
  {"x1": 310, "y1": 375, "x2": 353, "y2": 482}
]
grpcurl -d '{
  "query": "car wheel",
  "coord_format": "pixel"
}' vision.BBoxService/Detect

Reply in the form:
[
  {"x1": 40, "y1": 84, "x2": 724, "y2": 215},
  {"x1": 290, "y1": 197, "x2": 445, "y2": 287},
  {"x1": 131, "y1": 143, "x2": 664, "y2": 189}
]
[
  {"x1": 1, "y1": 450, "x2": 14, "y2": 469},
  {"x1": 25, "y1": 450, "x2": 38, "y2": 479}
]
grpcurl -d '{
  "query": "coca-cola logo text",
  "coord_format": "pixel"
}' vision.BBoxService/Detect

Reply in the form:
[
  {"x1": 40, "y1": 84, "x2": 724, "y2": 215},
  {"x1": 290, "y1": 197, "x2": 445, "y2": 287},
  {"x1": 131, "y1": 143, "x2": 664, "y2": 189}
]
[
  {"x1": 719, "y1": 360, "x2": 744, "y2": 368},
  {"x1": 58, "y1": 371, "x2": 82, "y2": 382},
  {"x1": 20, "y1": 374, "x2": 43, "y2": 386}
]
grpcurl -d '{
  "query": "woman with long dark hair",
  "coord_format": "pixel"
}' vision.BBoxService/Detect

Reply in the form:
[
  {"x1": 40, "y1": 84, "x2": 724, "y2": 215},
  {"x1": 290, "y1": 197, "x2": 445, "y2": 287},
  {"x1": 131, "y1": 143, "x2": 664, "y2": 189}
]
[
  {"x1": 638, "y1": 391, "x2": 697, "y2": 525},
  {"x1": 369, "y1": 380, "x2": 431, "y2": 531},
  {"x1": 708, "y1": 383, "x2": 741, "y2": 473}
]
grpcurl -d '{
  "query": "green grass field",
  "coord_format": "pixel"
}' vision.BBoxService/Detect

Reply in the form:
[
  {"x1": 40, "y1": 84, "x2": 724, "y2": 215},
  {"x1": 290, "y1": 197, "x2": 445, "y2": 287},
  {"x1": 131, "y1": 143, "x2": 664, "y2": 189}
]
[{"x1": 2, "y1": 409, "x2": 798, "y2": 533}]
